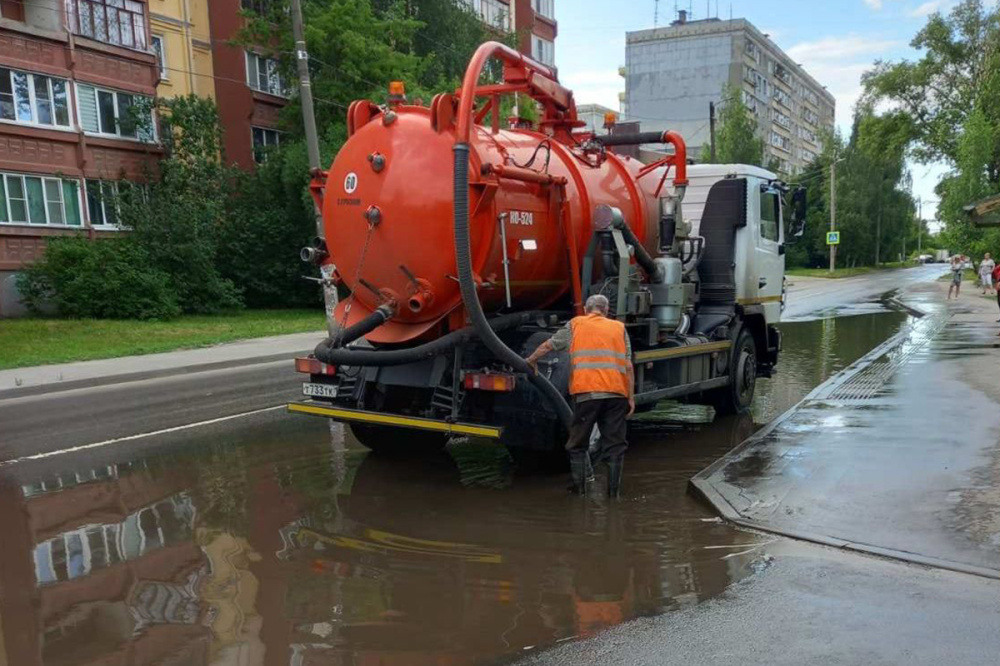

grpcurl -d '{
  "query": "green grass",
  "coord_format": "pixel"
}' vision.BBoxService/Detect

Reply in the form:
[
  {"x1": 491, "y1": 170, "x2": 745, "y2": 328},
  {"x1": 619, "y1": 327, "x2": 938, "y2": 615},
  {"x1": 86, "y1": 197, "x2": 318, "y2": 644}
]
[
  {"x1": 0, "y1": 309, "x2": 325, "y2": 370},
  {"x1": 787, "y1": 261, "x2": 912, "y2": 279},
  {"x1": 936, "y1": 268, "x2": 978, "y2": 282}
]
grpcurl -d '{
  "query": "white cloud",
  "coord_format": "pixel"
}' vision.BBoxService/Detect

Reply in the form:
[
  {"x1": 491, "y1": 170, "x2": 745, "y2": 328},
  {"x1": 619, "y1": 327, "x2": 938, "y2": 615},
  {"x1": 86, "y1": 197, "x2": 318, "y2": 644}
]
[
  {"x1": 910, "y1": 0, "x2": 949, "y2": 16},
  {"x1": 864, "y1": 0, "x2": 883, "y2": 8},
  {"x1": 785, "y1": 35, "x2": 903, "y2": 128},
  {"x1": 562, "y1": 69, "x2": 624, "y2": 110}
]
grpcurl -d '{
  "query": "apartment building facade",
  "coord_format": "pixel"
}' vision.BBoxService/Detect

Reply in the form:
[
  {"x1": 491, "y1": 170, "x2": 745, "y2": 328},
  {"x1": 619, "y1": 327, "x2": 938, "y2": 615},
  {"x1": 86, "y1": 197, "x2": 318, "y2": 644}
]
[
  {"x1": 460, "y1": 0, "x2": 557, "y2": 67},
  {"x1": 625, "y1": 15, "x2": 835, "y2": 174},
  {"x1": 207, "y1": 0, "x2": 288, "y2": 169},
  {"x1": 0, "y1": 0, "x2": 161, "y2": 313},
  {"x1": 148, "y1": 0, "x2": 215, "y2": 101}
]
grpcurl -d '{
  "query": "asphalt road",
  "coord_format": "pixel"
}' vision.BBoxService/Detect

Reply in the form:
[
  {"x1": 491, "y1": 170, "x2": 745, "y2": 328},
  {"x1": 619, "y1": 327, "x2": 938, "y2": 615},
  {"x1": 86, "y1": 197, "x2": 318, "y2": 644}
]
[
  {"x1": 782, "y1": 263, "x2": 948, "y2": 320},
  {"x1": 0, "y1": 360, "x2": 302, "y2": 462},
  {"x1": 0, "y1": 265, "x2": 945, "y2": 463}
]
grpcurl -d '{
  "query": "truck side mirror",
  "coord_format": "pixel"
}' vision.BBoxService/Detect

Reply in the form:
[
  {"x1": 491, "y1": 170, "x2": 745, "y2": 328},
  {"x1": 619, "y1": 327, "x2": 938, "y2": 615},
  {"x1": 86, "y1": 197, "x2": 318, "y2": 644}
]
[{"x1": 788, "y1": 187, "x2": 807, "y2": 239}]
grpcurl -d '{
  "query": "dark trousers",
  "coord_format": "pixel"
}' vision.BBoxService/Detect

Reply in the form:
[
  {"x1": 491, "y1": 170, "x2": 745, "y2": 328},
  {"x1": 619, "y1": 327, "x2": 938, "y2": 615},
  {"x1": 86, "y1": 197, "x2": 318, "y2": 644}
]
[{"x1": 565, "y1": 397, "x2": 629, "y2": 463}]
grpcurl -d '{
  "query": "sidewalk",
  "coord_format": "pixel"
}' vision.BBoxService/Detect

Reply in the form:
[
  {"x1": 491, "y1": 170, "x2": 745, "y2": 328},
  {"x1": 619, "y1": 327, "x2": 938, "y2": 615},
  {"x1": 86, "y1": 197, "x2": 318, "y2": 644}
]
[
  {"x1": 692, "y1": 279, "x2": 1000, "y2": 578},
  {"x1": 0, "y1": 330, "x2": 325, "y2": 399}
]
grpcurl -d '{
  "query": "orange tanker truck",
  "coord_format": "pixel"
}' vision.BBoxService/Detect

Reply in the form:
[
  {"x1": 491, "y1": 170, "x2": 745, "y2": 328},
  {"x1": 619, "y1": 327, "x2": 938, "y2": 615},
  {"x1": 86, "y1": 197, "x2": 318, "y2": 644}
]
[{"x1": 288, "y1": 42, "x2": 806, "y2": 459}]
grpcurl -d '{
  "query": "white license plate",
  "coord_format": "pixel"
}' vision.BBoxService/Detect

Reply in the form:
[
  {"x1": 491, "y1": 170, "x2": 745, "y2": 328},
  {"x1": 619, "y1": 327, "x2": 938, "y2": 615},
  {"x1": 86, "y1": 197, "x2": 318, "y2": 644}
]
[{"x1": 303, "y1": 383, "x2": 338, "y2": 399}]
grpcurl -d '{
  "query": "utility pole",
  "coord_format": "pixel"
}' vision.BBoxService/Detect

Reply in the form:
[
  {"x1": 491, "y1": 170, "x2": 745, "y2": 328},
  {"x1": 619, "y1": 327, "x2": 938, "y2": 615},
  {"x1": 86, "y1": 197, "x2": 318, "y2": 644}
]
[
  {"x1": 829, "y1": 158, "x2": 837, "y2": 272},
  {"x1": 291, "y1": 0, "x2": 322, "y2": 236},
  {"x1": 709, "y1": 101, "x2": 717, "y2": 162},
  {"x1": 917, "y1": 197, "x2": 923, "y2": 253}
]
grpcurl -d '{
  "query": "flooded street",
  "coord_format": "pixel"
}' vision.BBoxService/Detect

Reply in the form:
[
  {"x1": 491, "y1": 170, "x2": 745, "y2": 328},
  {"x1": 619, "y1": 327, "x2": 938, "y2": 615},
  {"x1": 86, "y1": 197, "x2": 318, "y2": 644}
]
[{"x1": 0, "y1": 309, "x2": 915, "y2": 665}]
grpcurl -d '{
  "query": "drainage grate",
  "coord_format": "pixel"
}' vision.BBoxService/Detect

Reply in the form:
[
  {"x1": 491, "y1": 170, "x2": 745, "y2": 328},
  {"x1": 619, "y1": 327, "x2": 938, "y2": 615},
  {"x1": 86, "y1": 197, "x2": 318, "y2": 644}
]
[{"x1": 818, "y1": 314, "x2": 950, "y2": 402}]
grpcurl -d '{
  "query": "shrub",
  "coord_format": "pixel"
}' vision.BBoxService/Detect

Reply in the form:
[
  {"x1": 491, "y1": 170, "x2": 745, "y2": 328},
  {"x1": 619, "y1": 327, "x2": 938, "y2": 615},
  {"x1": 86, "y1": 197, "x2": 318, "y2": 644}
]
[{"x1": 18, "y1": 237, "x2": 180, "y2": 320}]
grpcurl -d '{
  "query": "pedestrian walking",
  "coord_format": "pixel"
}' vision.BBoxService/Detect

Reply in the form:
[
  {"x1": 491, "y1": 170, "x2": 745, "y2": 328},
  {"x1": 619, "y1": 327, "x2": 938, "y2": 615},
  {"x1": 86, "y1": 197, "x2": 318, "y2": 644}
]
[
  {"x1": 524, "y1": 294, "x2": 635, "y2": 498},
  {"x1": 980, "y1": 253, "x2": 996, "y2": 295},
  {"x1": 948, "y1": 254, "x2": 965, "y2": 299},
  {"x1": 993, "y1": 262, "x2": 1000, "y2": 323}
]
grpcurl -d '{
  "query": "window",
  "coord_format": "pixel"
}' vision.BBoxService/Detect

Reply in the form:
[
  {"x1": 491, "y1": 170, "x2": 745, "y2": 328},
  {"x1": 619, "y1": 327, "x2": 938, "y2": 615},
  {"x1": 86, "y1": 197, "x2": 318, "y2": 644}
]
[
  {"x1": 772, "y1": 110, "x2": 791, "y2": 130},
  {"x1": 458, "y1": 0, "x2": 511, "y2": 30},
  {"x1": 86, "y1": 180, "x2": 122, "y2": 227},
  {"x1": 0, "y1": 68, "x2": 71, "y2": 128},
  {"x1": 252, "y1": 126, "x2": 281, "y2": 163},
  {"x1": 76, "y1": 84, "x2": 155, "y2": 141},
  {"x1": 802, "y1": 107, "x2": 818, "y2": 126},
  {"x1": 754, "y1": 72, "x2": 768, "y2": 98},
  {"x1": 773, "y1": 87, "x2": 791, "y2": 108},
  {"x1": 72, "y1": 0, "x2": 148, "y2": 50},
  {"x1": 245, "y1": 51, "x2": 288, "y2": 97},
  {"x1": 774, "y1": 63, "x2": 791, "y2": 85},
  {"x1": 0, "y1": 172, "x2": 82, "y2": 226},
  {"x1": 151, "y1": 35, "x2": 167, "y2": 80},
  {"x1": 770, "y1": 131, "x2": 790, "y2": 152},
  {"x1": 532, "y1": 35, "x2": 555, "y2": 66},
  {"x1": 760, "y1": 190, "x2": 780, "y2": 242},
  {"x1": 532, "y1": 0, "x2": 554, "y2": 19},
  {"x1": 745, "y1": 39, "x2": 761, "y2": 63}
]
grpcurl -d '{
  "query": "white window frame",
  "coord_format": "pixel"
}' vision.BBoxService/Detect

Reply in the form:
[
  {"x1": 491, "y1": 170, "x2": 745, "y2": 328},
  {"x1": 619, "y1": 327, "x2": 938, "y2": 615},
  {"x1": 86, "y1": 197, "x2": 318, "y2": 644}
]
[
  {"x1": 86, "y1": 179, "x2": 121, "y2": 229},
  {"x1": 76, "y1": 83, "x2": 157, "y2": 142},
  {"x1": 251, "y1": 125, "x2": 281, "y2": 163},
  {"x1": 532, "y1": 0, "x2": 554, "y2": 20},
  {"x1": 245, "y1": 51, "x2": 288, "y2": 98},
  {"x1": 0, "y1": 172, "x2": 84, "y2": 227},
  {"x1": 0, "y1": 67, "x2": 74, "y2": 130},
  {"x1": 531, "y1": 35, "x2": 555, "y2": 67},
  {"x1": 151, "y1": 35, "x2": 167, "y2": 80}
]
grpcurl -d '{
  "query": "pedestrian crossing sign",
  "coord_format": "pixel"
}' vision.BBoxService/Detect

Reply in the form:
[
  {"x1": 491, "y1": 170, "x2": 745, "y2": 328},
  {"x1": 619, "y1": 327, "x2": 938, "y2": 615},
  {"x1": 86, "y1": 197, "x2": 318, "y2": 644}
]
[{"x1": 826, "y1": 231, "x2": 841, "y2": 245}]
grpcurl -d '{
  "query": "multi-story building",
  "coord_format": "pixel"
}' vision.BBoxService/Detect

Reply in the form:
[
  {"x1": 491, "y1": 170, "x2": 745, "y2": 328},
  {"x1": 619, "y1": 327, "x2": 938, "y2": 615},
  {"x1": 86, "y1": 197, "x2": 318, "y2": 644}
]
[
  {"x1": 624, "y1": 13, "x2": 835, "y2": 174},
  {"x1": 148, "y1": 0, "x2": 215, "y2": 101},
  {"x1": 0, "y1": 0, "x2": 162, "y2": 314},
  {"x1": 459, "y1": 0, "x2": 557, "y2": 67},
  {"x1": 207, "y1": 0, "x2": 288, "y2": 169}
]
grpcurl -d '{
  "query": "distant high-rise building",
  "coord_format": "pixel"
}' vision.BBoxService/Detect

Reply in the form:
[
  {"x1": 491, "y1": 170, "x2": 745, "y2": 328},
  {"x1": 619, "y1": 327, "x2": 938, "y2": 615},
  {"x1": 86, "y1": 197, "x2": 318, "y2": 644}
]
[{"x1": 625, "y1": 14, "x2": 835, "y2": 174}]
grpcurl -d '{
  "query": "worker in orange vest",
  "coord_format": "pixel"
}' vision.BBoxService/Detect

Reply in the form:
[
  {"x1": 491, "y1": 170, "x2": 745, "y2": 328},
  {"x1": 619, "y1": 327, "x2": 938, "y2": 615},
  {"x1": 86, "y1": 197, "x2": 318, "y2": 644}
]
[{"x1": 525, "y1": 294, "x2": 635, "y2": 497}]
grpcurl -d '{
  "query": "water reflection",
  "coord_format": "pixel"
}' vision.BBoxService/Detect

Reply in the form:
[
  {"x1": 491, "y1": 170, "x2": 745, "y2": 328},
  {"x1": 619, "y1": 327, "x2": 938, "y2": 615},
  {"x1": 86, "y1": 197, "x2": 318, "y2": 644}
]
[{"x1": 0, "y1": 311, "x2": 912, "y2": 666}]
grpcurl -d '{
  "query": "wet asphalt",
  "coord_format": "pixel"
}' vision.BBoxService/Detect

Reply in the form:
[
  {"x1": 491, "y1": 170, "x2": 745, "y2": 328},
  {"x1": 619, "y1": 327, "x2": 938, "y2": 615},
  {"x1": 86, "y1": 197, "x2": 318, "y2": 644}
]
[{"x1": 2, "y1": 264, "x2": 996, "y2": 665}]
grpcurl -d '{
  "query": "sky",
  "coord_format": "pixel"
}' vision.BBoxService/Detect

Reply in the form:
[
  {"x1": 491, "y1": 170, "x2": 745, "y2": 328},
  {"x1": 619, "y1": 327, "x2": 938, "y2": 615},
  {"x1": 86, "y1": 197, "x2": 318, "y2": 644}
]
[{"x1": 553, "y1": 0, "x2": 968, "y2": 231}]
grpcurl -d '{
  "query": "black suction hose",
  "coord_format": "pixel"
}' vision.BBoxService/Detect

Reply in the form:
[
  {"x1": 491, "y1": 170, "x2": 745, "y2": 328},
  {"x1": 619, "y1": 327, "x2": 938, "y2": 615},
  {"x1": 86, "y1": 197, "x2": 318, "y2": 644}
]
[
  {"x1": 453, "y1": 143, "x2": 573, "y2": 428},
  {"x1": 614, "y1": 220, "x2": 662, "y2": 280},
  {"x1": 314, "y1": 311, "x2": 552, "y2": 367},
  {"x1": 332, "y1": 303, "x2": 395, "y2": 348}
]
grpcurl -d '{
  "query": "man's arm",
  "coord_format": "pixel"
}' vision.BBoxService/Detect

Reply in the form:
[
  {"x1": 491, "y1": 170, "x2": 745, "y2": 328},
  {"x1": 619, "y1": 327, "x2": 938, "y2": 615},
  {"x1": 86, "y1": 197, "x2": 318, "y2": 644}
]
[
  {"x1": 624, "y1": 329, "x2": 635, "y2": 416},
  {"x1": 525, "y1": 324, "x2": 571, "y2": 371}
]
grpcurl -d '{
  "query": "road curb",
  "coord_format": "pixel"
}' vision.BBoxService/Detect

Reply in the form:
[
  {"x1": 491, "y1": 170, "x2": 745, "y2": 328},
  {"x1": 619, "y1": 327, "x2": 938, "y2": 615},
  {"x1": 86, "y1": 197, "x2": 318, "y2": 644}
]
[
  {"x1": 0, "y1": 350, "x2": 312, "y2": 401},
  {"x1": 690, "y1": 308, "x2": 1000, "y2": 582}
]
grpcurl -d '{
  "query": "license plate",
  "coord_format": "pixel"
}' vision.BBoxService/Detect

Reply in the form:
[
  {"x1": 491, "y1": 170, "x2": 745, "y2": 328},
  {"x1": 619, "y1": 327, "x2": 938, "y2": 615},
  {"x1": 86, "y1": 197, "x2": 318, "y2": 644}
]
[{"x1": 303, "y1": 383, "x2": 338, "y2": 399}]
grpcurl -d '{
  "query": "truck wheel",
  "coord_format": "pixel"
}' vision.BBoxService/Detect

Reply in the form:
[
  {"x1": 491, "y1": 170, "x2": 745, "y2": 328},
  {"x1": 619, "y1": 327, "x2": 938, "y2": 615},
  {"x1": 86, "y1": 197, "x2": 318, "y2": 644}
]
[
  {"x1": 349, "y1": 423, "x2": 448, "y2": 456},
  {"x1": 710, "y1": 328, "x2": 757, "y2": 416}
]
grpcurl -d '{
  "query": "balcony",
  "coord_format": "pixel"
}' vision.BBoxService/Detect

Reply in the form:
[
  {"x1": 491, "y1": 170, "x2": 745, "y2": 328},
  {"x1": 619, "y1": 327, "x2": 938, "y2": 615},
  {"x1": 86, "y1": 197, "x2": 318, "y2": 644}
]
[
  {"x1": 1, "y1": 0, "x2": 67, "y2": 35},
  {"x1": 70, "y1": 0, "x2": 149, "y2": 51},
  {"x1": 456, "y1": 0, "x2": 511, "y2": 33}
]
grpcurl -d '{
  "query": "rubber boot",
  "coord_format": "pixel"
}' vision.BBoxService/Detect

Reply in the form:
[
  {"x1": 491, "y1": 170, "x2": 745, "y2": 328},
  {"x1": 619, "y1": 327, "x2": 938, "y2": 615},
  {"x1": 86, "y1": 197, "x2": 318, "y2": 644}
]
[
  {"x1": 606, "y1": 456, "x2": 624, "y2": 499},
  {"x1": 568, "y1": 452, "x2": 593, "y2": 496}
]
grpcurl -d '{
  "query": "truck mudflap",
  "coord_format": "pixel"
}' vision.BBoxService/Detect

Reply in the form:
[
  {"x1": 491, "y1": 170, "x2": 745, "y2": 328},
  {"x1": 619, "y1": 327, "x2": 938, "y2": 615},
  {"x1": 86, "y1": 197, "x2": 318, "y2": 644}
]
[{"x1": 287, "y1": 402, "x2": 503, "y2": 439}]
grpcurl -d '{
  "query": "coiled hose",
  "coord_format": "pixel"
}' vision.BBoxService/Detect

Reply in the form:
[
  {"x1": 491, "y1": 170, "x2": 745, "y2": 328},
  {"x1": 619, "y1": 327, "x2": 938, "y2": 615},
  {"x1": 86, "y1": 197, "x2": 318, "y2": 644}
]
[
  {"x1": 314, "y1": 311, "x2": 552, "y2": 367},
  {"x1": 453, "y1": 143, "x2": 573, "y2": 427}
]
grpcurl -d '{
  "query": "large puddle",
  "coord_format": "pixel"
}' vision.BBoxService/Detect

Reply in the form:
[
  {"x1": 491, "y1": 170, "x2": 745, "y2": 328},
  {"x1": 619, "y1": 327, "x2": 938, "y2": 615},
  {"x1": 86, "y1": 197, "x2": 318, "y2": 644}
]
[{"x1": 0, "y1": 311, "x2": 911, "y2": 666}]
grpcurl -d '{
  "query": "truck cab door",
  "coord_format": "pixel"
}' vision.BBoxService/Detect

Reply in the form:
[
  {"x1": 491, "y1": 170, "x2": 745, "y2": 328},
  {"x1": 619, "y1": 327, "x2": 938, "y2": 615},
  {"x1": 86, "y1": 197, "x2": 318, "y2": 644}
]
[{"x1": 755, "y1": 186, "x2": 785, "y2": 322}]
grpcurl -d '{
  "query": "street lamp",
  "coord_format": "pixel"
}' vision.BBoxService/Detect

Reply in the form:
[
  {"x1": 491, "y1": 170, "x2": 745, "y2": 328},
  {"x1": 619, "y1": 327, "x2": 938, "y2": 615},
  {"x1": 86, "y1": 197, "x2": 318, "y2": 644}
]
[{"x1": 829, "y1": 156, "x2": 845, "y2": 273}]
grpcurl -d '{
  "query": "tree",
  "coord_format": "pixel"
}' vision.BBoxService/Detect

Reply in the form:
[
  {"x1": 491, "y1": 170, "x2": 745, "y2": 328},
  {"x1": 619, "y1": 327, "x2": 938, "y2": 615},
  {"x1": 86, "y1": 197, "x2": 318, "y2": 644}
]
[
  {"x1": 701, "y1": 84, "x2": 765, "y2": 166},
  {"x1": 862, "y1": 0, "x2": 1000, "y2": 183}
]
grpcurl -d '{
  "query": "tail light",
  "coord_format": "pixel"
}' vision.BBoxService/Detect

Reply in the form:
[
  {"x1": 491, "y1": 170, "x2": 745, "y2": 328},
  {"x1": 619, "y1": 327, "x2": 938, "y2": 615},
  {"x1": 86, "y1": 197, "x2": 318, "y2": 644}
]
[
  {"x1": 463, "y1": 372, "x2": 516, "y2": 392},
  {"x1": 295, "y1": 356, "x2": 337, "y2": 376}
]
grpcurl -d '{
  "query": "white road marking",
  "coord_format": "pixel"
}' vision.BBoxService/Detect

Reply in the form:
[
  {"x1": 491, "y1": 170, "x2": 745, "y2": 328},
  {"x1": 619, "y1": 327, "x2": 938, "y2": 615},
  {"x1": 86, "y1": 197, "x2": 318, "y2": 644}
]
[{"x1": 0, "y1": 405, "x2": 284, "y2": 467}]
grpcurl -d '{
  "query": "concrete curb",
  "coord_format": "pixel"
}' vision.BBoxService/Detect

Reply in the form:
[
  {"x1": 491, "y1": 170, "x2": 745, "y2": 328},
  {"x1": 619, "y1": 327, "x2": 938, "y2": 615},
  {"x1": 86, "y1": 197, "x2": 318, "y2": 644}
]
[
  {"x1": 689, "y1": 310, "x2": 1000, "y2": 582},
  {"x1": 0, "y1": 350, "x2": 313, "y2": 400}
]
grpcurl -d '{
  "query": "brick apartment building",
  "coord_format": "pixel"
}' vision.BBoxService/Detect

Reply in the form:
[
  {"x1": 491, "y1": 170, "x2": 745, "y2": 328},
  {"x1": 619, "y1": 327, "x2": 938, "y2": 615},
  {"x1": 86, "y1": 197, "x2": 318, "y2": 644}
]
[
  {"x1": 0, "y1": 0, "x2": 161, "y2": 314},
  {"x1": 460, "y1": 0, "x2": 557, "y2": 66}
]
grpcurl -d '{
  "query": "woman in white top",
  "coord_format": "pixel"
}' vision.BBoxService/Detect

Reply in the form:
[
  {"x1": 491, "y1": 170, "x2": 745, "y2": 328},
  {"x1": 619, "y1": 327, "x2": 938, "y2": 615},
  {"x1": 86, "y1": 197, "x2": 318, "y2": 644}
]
[{"x1": 979, "y1": 253, "x2": 995, "y2": 295}]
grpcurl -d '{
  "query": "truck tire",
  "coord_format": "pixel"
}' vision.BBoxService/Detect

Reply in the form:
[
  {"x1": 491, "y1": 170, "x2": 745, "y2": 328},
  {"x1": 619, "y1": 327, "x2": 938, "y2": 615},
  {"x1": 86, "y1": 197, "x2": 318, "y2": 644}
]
[
  {"x1": 710, "y1": 328, "x2": 757, "y2": 416},
  {"x1": 349, "y1": 423, "x2": 448, "y2": 456}
]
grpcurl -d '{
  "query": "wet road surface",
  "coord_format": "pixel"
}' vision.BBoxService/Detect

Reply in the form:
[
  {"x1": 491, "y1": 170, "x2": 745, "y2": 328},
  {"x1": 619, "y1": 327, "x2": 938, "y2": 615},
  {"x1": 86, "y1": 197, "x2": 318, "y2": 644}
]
[{"x1": 0, "y1": 303, "x2": 918, "y2": 665}]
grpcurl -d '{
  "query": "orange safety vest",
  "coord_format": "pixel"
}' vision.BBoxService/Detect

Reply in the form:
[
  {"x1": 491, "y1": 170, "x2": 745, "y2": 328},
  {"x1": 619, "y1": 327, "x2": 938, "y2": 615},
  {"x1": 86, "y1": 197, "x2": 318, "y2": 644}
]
[{"x1": 568, "y1": 314, "x2": 631, "y2": 397}]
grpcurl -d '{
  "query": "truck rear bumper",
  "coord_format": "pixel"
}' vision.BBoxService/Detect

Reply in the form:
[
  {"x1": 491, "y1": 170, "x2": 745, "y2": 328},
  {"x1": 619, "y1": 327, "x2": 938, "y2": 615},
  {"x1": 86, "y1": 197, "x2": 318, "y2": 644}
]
[{"x1": 287, "y1": 402, "x2": 503, "y2": 439}]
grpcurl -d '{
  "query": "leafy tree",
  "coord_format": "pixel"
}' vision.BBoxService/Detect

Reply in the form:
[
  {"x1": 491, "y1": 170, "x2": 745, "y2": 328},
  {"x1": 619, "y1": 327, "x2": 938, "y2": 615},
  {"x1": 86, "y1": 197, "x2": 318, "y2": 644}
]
[
  {"x1": 701, "y1": 84, "x2": 765, "y2": 166},
  {"x1": 862, "y1": 0, "x2": 1000, "y2": 182}
]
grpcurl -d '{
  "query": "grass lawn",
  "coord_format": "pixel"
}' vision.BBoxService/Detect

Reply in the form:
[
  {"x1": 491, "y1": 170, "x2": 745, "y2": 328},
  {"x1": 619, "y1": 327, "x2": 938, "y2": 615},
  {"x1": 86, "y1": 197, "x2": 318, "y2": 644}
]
[
  {"x1": 0, "y1": 309, "x2": 325, "y2": 370},
  {"x1": 787, "y1": 261, "x2": 912, "y2": 279}
]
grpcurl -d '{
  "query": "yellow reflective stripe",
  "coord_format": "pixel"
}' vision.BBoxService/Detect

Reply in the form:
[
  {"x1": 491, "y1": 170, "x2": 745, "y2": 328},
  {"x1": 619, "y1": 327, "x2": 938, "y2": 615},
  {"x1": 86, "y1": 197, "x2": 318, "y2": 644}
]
[
  {"x1": 287, "y1": 403, "x2": 502, "y2": 439},
  {"x1": 633, "y1": 341, "x2": 732, "y2": 362}
]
